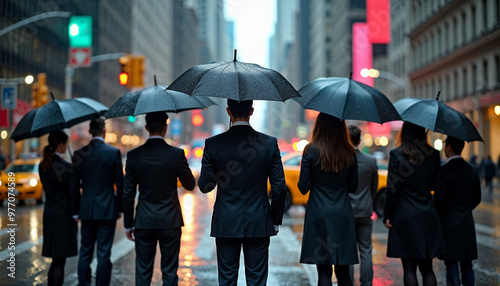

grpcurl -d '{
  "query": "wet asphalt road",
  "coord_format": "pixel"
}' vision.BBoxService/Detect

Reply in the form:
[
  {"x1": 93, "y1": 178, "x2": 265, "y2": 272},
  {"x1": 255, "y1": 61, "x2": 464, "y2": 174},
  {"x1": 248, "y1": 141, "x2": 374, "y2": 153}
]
[{"x1": 1, "y1": 186, "x2": 500, "y2": 285}]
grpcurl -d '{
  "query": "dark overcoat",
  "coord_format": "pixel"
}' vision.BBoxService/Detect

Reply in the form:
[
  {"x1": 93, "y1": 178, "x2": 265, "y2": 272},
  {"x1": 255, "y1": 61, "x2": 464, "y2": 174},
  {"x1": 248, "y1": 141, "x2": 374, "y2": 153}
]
[
  {"x1": 435, "y1": 157, "x2": 481, "y2": 261},
  {"x1": 298, "y1": 145, "x2": 359, "y2": 265},
  {"x1": 39, "y1": 155, "x2": 78, "y2": 258},
  {"x1": 384, "y1": 147, "x2": 446, "y2": 259}
]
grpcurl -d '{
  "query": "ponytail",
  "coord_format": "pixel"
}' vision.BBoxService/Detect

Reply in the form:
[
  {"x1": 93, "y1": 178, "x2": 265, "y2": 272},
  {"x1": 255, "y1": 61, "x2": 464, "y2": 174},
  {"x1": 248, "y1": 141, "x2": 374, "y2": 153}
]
[
  {"x1": 41, "y1": 144, "x2": 56, "y2": 172},
  {"x1": 40, "y1": 130, "x2": 68, "y2": 172}
]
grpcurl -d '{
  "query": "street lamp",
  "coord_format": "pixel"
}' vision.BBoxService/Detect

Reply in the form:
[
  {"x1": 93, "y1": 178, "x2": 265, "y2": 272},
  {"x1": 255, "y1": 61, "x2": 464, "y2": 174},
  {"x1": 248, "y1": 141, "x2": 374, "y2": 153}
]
[{"x1": 360, "y1": 68, "x2": 408, "y2": 90}]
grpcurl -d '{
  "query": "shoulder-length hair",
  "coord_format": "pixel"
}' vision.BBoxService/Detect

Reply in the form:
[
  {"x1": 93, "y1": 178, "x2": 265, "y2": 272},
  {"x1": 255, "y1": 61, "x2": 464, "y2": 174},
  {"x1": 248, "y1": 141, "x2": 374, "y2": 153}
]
[
  {"x1": 397, "y1": 122, "x2": 433, "y2": 165},
  {"x1": 305, "y1": 113, "x2": 356, "y2": 173}
]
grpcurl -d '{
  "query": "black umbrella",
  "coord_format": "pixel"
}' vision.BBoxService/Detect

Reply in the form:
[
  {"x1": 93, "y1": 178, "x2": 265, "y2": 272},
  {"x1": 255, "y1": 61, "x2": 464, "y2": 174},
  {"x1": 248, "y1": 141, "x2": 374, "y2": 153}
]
[
  {"x1": 11, "y1": 96, "x2": 108, "y2": 142},
  {"x1": 166, "y1": 50, "x2": 301, "y2": 102},
  {"x1": 105, "y1": 84, "x2": 217, "y2": 118},
  {"x1": 393, "y1": 94, "x2": 483, "y2": 142},
  {"x1": 294, "y1": 76, "x2": 401, "y2": 123}
]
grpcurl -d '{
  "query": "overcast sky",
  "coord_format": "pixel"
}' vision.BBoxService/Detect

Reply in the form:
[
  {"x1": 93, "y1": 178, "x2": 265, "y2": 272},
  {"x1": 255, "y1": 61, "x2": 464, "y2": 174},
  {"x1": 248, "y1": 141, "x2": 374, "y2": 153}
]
[{"x1": 225, "y1": 0, "x2": 276, "y2": 131}]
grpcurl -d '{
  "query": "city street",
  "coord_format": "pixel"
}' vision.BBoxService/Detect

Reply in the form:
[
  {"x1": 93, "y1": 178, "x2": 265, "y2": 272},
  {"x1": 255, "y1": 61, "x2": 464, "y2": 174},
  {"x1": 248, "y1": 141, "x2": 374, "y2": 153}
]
[{"x1": 1, "y1": 185, "x2": 500, "y2": 286}]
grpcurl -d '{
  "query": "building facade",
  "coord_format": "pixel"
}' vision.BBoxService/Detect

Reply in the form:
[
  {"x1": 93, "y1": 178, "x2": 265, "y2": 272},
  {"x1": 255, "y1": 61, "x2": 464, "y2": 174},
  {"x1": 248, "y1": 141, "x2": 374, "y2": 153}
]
[{"x1": 408, "y1": 0, "x2": 500, "y2": 160}]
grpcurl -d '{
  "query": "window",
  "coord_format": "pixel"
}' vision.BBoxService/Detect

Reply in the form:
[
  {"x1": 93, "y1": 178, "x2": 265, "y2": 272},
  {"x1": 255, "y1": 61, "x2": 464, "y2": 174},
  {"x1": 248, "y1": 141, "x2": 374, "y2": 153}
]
[
  {"x1": 482, "y1": 60, "x2": 488, "y2": 89},
  {"x1": 463, "y1": 68, "x2": 468, "y2": 96},
  {"x1": 482, "y1": 0, "x2": 488, "y2": 31},
  {"x1": 495, "y1": 56, "x2": 500, "y2": 86},
  {"x1": 472, "y1": 64, "x2": 477, "y2": 92},
  {"x1": 462, "y1": 12, "x2": 467, "y2": 43},
  {"x1": 471, "y1": 5, "x2": 476, "y2": 36}
]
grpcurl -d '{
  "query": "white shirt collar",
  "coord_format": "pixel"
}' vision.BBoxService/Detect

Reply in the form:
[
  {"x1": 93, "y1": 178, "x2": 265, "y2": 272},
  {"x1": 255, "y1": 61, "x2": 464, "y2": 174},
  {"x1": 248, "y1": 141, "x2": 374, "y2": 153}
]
[
  {"x1": 92, "y1": 136, "x2": 105, "y2": 142},
  {"x1": 148, "y1": 136, "x2": 164, "y2": 140},
  {"x1": 54, "y1": 152, "x2": 63, "y2": 158},
  {"x1": 231, "y1": 121, "x2": 250, "y2": 127},
  {"x1": 446, "y1": 155, "x2": 462, "y2": 163}
]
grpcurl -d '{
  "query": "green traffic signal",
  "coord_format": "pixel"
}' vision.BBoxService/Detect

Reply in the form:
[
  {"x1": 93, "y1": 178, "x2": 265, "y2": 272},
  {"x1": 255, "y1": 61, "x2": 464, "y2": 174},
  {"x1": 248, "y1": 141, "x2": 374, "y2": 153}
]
[
  {"x1": 128, "y1": 116, "x2": 136, "y2": 123},
  {"x1": 69, "y1": 16, "x2": 93, "y2": 47}
]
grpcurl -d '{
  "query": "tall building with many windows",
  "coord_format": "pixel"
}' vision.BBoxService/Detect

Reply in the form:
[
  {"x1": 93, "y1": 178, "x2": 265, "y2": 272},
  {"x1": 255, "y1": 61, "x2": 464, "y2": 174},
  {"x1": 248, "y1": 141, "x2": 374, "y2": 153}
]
[{"x1": 408, "y1": 0, "x2": 500, "y2": 159}]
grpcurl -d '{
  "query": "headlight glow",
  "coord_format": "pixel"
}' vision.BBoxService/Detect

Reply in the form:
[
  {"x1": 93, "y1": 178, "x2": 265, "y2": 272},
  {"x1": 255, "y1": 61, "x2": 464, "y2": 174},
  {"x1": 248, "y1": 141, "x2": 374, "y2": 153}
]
[{"x1": 29, "y1": 178, "x2": 38, "y2": 187}]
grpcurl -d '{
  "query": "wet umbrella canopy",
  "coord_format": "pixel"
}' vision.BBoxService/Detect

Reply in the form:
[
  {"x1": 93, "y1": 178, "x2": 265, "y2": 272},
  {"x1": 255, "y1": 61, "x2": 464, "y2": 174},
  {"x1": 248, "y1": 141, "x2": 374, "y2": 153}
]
[
  {"x1": 11, "y1": 97, "x2": 108, "y2": 142},
  {"x1": 294, "y1": 76, "x2": 401, "y2": 124},
  {"x1": 394, "y1": 96, "x2": 483, "y2": 142},
  {"x1": 167, "y1": 50, "x2": 301, "y2": 102},
  {"x1": 105, "y1": 84, "x2": 217, "y2": 118}
]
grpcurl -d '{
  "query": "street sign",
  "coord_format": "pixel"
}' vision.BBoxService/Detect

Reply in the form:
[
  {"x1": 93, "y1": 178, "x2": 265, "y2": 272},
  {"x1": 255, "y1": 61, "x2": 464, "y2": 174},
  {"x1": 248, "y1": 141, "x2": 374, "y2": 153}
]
[
  {"x1": 1, "y1": 85, "x2": 17, "y2": 110},
  {"x1": 69, "y1": 47, "x2": 92, "y2": 67}
]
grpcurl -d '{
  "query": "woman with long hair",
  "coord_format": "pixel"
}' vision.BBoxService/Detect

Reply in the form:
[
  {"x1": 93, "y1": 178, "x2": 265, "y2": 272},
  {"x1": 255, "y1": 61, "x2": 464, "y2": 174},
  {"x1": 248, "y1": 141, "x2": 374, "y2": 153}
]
[
  {"x1": 298, "y1": 113, "x2": 358, "y2": 286},
  {"x1": 383, "y1": 122, "x2": 445, "y2": 286},
  {"x1": 39, "y1": 130, "x2": 77, "y2": 286}
]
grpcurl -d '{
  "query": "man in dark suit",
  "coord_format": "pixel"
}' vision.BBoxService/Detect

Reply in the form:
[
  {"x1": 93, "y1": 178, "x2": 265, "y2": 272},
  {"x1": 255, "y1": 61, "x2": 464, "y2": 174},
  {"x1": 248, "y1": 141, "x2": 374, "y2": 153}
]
[
  {"x1": 198, "y1": 99, "x2": 286, "y2": 286},
  {"x1": 348, "y1": 125, "x2": 378, "y2": 286},
  {"x1": 72, "y1": 117, "x2": 124, "y2": 286},
  {"x1": 435, "y1": 136, "x2": 481, "y2": 286},
  {"x1": 123, "y1": 111, "x2": 195, "y2": 285}
]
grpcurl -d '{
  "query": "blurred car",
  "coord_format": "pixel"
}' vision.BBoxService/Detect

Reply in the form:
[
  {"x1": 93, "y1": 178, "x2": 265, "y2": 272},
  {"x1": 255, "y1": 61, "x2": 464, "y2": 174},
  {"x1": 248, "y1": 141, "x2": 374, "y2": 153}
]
[
  {"x1": 0, "y1": 158, "x2": 44, "y2": 205},
  {"x1": 268, "y1": 151, "x2": 388, "y2": 214},
  {"x1": 177, "y1": 150, "x2": 202, "y2": 189}
]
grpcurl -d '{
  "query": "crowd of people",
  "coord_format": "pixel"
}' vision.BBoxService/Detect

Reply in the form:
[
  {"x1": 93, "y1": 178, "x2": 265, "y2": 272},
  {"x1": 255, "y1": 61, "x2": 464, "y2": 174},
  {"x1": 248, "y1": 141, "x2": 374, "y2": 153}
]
[{"x1": 38, "y1": 100, "x2": 487, "y2": 286}]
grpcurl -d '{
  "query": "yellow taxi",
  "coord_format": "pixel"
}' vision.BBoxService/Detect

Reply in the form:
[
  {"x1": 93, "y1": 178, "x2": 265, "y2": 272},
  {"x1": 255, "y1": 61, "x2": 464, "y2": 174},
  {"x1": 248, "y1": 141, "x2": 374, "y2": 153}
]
[
  {"x1": 269, "y1": 151, "x2": 388, "y2": 214},
  {"x1": 0, "y1": 158, "x2": 44, "y2": 205}
]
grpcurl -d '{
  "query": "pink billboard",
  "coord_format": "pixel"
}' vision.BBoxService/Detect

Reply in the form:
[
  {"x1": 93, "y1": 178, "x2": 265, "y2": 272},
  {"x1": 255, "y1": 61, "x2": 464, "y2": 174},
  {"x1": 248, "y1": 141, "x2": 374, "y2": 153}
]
[
  {"x1": 367, "y1": 0, "x2": 391, "y2": 44},
  {"x1": 352, "y1": 23, "x2": 373, "y2": 86}
]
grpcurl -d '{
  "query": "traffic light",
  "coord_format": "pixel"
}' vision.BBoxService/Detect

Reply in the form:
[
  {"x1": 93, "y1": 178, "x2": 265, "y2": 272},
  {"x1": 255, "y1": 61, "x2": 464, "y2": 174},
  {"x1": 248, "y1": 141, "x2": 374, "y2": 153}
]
[
  {"x1": 130, "y1": 55, "x2": 145, "y2": 88},
  {"x1": 119, "y1": 55, "x2": 131, "y2": 86},
  {"x1": 31, "y1": 73, "x2": 49, "y2": 108},
  {"x1": 31, "y1": 82, "x2": 39, "y2": 108},
  {"x1": 68, "y1": 16, "x2": 93, "y2": 47},
  {"x1": 118, "y1": 55, "x2": 145, "y2": 88}
]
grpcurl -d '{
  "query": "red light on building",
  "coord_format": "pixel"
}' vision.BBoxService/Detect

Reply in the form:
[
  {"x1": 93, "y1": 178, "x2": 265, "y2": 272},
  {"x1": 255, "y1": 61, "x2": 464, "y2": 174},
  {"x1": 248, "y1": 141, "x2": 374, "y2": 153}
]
[{"x1": 367, "y1": 0, "x2": 391, "y2": 44}]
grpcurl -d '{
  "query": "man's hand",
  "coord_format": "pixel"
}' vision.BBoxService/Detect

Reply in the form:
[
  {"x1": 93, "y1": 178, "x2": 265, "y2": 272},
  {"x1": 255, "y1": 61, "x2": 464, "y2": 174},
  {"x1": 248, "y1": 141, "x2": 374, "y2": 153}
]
[
  {"x1": 384, "y1": 219, "x2": 392, "y2": 229},
  {"x1": 126, "y1": 229, "x2": 135, "y2": 241}
]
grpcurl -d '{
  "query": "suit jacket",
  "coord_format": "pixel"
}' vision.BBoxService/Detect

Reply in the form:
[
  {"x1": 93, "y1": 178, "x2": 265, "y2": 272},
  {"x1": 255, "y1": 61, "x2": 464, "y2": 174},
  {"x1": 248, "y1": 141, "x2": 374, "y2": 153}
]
[
  {"x1": 349, "y1": 149, "x2": 378, "y2": 218},
  {"x1": 123, "y1": 138, "x2": 195, "y2": 229},
  {"x1": 434, "y1": 157, "x2": 481, "y2": 261},
  {"x1": 72, "y1": 139, "x2": 124, "y2": 220},
  {"x1": 198, "y1": 125, "x2": 286, "y2": 238}
]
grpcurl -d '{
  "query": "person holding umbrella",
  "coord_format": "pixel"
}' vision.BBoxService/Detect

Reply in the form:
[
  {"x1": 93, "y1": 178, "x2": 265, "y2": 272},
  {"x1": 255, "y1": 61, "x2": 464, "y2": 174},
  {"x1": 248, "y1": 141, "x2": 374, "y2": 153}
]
[
  {"x1": 298, "y1": 113, "x2": 359, "y2": 286},
  {"x1": 383, "y1": 122, "x2": 445, "y2": 286},
  {"x1": 198, "y1": 99, "x2": 287, "y2": 286},
  {"x1": 123, "y1": 111, "x2": 196, "y2": 285},
  {"x1": 435, "y1": 136, "x2": 481, "y2": 285},
  {"x1": 39, "y1": 130, "x2": 77, "y2": 286}
]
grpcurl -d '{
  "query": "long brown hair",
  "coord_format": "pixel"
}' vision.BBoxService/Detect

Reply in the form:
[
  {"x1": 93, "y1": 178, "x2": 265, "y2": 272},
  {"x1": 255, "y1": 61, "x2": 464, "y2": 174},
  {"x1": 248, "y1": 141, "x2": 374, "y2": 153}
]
[
  {"x1": 398, "y1": 122, "x2": 434, "y2": 165},
  {"x1": 40, "y1": 130, "x2": 68, "y2": 172},
  {"x1": 305, "y1": 113, "x2": 356, "y2": 173}
]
